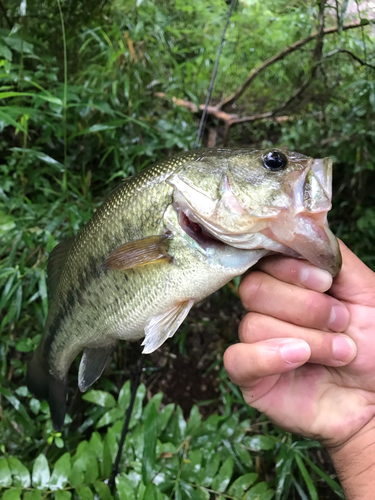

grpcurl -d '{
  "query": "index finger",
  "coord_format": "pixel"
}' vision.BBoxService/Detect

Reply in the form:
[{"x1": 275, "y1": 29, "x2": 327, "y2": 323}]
[{"x1": 255, "y1": 255, "x2": 333, "y2": 293}]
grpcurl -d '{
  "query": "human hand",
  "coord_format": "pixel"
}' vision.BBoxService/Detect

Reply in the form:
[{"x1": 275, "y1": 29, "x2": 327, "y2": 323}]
[{"x1": 224, "y1": 241, "x2": 375, "y2": 453}]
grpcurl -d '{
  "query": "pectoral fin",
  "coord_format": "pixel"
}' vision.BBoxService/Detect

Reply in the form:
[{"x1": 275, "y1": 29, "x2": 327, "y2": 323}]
[
  {"x1": 142, "y1": 300, "x2": 195, "y2": 354},
  {"x1": 78, "y1": 343, "x2": 117, "y2": 392},
  {"x1": 103, "y1": 234, "x2": 172, "y2": 270}
]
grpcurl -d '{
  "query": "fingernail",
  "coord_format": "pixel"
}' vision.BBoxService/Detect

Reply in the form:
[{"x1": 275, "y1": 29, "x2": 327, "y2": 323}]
[
  {"x1": 280, "y1": 340, "x2": 311, "y2": 364},
  {"x1": 329, "y1": 305, "x2": 350, "y2": 331},
  {"x1": 333, "y1": 335, "x2": 357, "y2": 362},
  {"x1": 300, "y1": 266, "x2": 333, "y2": 292}
]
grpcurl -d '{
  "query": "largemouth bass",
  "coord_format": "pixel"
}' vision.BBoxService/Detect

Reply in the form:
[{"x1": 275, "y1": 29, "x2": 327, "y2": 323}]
[{"x1": 26, "y1": 148, "x2": 341, "y2": 429}]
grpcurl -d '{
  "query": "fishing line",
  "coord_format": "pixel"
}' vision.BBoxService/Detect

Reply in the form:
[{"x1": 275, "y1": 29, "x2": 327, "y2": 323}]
[{"x1": 194, "y1": 0, "x2": 237, "y2": 149}]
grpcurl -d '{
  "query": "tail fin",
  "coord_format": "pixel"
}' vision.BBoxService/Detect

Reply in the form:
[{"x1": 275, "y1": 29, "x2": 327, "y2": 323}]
[{"x1": 26, "y1": 346, "x2": 67, "y2": 430}]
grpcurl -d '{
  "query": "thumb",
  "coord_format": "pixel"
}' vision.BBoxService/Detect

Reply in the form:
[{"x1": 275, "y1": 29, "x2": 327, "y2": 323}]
[{"x1": 329, "y1": 240, "x2": 375, "y2": 306}]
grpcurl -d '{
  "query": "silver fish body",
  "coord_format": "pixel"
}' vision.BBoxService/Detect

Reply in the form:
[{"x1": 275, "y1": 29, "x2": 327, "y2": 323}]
[{"x1": 26, "y1": 148, "x2": 341, "y2": 429}]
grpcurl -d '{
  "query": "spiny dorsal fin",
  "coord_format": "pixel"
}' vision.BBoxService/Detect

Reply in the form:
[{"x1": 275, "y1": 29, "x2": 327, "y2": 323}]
[
  {"x1": 47, "y1": 236, "x2": 75, "y2": 302},
  {"x1": 103, "y1": 234, "x2": 172, "y2": 271},
  {"x1": 142, "y1": 300, "x2": 195, "y2": 354},
  {"x1": 78, "y1": 344, "x2": 117, "y2": 392}
]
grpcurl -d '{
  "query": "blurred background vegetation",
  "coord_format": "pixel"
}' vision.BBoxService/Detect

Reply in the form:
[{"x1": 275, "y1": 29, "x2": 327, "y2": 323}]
[{"x1": 1, "y1": 0, "x2": 374, "y2": 498}]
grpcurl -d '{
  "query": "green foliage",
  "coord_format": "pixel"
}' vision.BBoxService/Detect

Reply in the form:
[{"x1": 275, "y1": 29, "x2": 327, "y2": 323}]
[
  {"x1": 1, "y1": 0, "x2": 374, "y2": 499},
  {"x1": 0, "y1": 382, "x2": 343, "y2": 499}
]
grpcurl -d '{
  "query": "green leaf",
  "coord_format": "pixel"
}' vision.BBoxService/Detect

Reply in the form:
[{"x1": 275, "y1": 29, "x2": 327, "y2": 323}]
[
  {"x1": 24, "y1": 491, "x2": 43, "y2": 500},
  {"x1": 82, "y1": 390, "x2": 117, "y2": 408},
  {"x1": 246, "y1": 482, "x2": 273, "y2": 500},
  {"x1": 0, "y1": 387, "x2": 34, "y2": 428},
  {"x1": 96, "y1": 407, "x2": 124, "y2": 428},
  {"x1": 0, "y1": 457, "x2": 12, "y2": 487},
  {"x1": 180, "y1": 480, "x2": 205, "y2": 500},
  {"x1": 8, "y1": 457, "x2": 31, "y2": 487},
  {"x1": 94, "y1": 480, "x2": 113, "y2": 500},
  {"x1": 49, "y1": 452, "x2": 71, "y2": 490},
  {"x1": 201, "y1": 452, "x2": 220, "y2": 487},
  {"x1": 89, "y1": 432, "x2": 103, "y2": 461},
  {"x1": 300, "y1": 453, "x2": 344, "y2": 498},
  {"x1": 101, "y1": 439, "x2": 113, "y2": 478},
  {"x1": 76, "y1": 485, "x2": 95, "y2": 500},
  {"x1": 228, "y1": 473, "x2": 259, "y2": 497},
  {"x1": 3, "y1": 488, "x2": 22, "y2": 500},
  {"x1": 71, "y1": 451, "x2": 98, "y2": 486},
  {"x1": 11, "y1": 148, "x2": 64, "y2": 170},
  {"x1": 186, "y1": 405, "x2": 201, "y2": 435},
  {"x1": 156, "y1": 403, "x2": 175, "y2": 435},
  {"x1": 32, "y1": 453, "x2": 50, "y2": 488},
  {"x1": 129, "y1": 383, "x2": 146, "y2": 428},
  {"x1": 233, "y1": 442, "x2": 253, "y2": 468},
  {"x1": 212, "y1": 456, "x2": 234, "y2": 493},
  {"x1": 0, "y1": 109, "x2": 27, "y2": 133},
  {"x1": 142, "y1": 400, "x2": 158, "y2": 484},
  {"x1": 295, "y1": 455, "x2": 324, "y2": 500},
  {"x1": 117, "y1": 380, "x2": 131, "y2": 409},
  {"x1": 195, "y1": 487, "x2": 210, "y2": 500},
  {"x1": 0, "y1": 92, "x2": 62, "y2": 105},
  {"x1": 0, "y1": 44, "x2": 12, "y2": 61},
  {"x1": 246, "y1": 435, "x2": 276, "y2": 451},
  {"x1": 116, "y1": 475, "x2": 136, "y2": 500},
  {"x1": 55, "y1": 492, "x2": 72, "y2": 500}
]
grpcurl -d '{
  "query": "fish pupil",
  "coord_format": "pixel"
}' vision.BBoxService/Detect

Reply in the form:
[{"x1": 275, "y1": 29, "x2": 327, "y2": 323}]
[{"x1": 263, "y1": 151, "x2": 288, "y2": 171}]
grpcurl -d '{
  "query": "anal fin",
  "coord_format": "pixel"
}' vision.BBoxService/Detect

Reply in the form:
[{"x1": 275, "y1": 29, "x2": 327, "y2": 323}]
[
  {"x1": 142, "y1": 300, "x2": 195, "y2": 354},
  {"x1": 78, "y1": 343, "x2": 117, "y2": 392}
]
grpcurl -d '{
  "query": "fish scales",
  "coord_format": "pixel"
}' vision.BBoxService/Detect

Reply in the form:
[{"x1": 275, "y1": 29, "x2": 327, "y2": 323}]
[{"x1": 26, "y1": 148, "x2": 342, "y2": 429}]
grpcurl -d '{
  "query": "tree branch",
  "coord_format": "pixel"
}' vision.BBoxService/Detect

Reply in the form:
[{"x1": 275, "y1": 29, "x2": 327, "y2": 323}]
[
  {"x1": 325, "y1": 48, "x2": 375, "y2": 70},
  {"x1": 155, "y1": 92, "x2": 293, "y2": 127},
  {"x1": 217, "y1": 18, "x2": 370, "y2": 111}
]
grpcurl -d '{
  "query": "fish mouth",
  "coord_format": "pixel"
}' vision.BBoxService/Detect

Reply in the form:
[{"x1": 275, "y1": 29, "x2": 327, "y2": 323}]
[
  {"x1": 263, "y1": 211, "x2": 342, "y2": 277},
  {"x1": 175, "y1": 203, "x2": 341, "y2": 277},
  {"x1": 175, "y1": 204, "x2": 225, "y2": 250}
]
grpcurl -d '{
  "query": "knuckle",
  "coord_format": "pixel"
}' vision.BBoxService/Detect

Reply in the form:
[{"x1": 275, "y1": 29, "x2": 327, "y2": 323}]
[
  {"x1": 239, "y1": 313, "x2": 264, "y2": 342},
  {"x1": 304, "y1": 293, "x2": 331, "y2": 326},
  {"x1": 239, "y1": 271, "x2": 267, "y2": 309}
]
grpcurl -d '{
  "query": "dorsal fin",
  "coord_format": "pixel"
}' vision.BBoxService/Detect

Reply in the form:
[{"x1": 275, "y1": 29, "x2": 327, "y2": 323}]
[{"x1": 47, "y1": 237, "x2": 75, "y2": 302}]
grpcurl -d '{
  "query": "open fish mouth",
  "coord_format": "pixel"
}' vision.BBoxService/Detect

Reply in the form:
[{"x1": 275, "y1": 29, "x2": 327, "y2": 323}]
[
  {"x1": 174, "y1": 195, "x2": 341, "y2": 278},
  {"x1": 175, "y1": 203, "x2": 226, "y2": 250}
]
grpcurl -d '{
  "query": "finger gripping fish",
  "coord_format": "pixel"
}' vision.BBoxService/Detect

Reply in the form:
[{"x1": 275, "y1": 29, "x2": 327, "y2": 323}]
[{"x1": 26, "y1": 148, "x2": 341, "y2": 429}]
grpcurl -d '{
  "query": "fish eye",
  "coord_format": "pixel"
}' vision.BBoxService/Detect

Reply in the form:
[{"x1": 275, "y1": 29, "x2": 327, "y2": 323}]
[{"x1": 262, "y1": 151, "x2": 288, "y2": 171}]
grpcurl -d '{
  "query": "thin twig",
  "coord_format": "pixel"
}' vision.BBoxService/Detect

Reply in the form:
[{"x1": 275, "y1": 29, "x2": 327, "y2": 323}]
[
  {"x1": 108, "y1": 356, "x2": 144, "y2": 492},
  {"x1": 217, "y1": 18, "x2": 371, "y2": 111},
  {"x1": 194, "y1": 0, "x2": 237, "y2": 148},
  {"x1": 325, "y1": 48, "x2": 375, "y2": 70}
]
